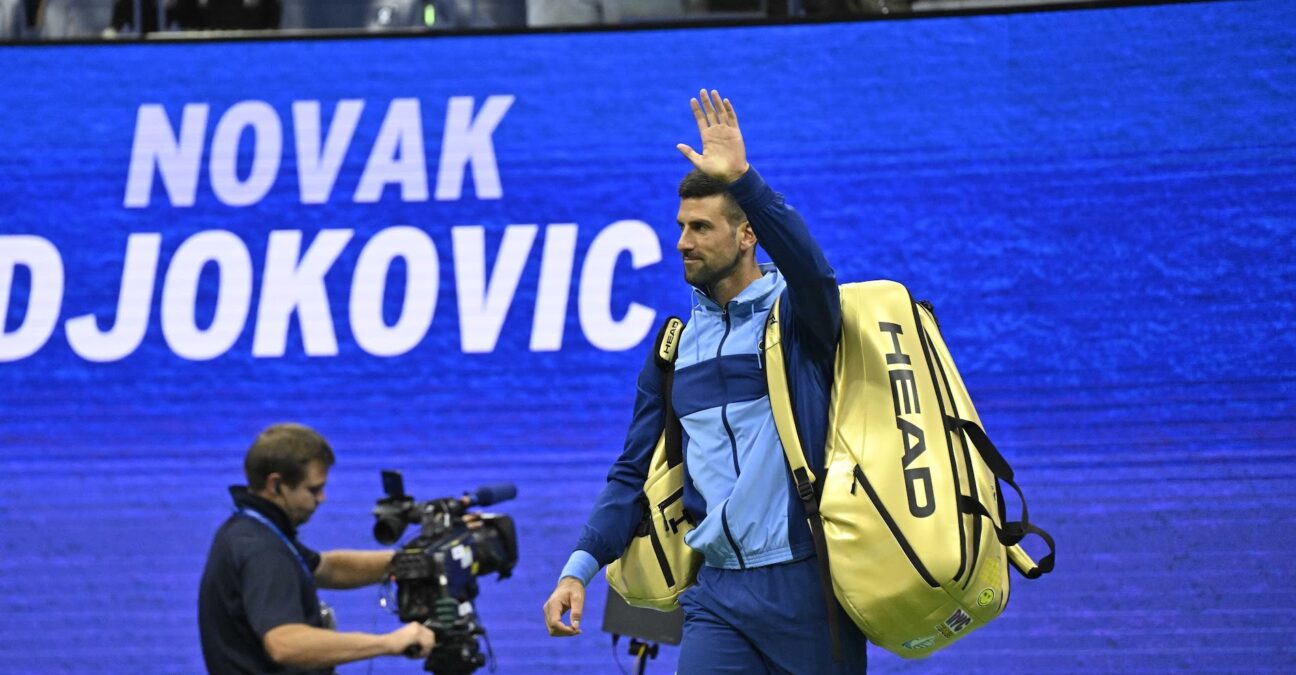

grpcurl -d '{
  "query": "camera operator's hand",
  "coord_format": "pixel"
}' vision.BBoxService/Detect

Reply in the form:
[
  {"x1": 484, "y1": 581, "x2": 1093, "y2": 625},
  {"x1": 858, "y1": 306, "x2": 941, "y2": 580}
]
[
  {"x1": 387, "y1": 621, "x2": 435, "y2": 658},
  {"x1": 542, "y1": 577, "x2": 585, "y2": 637}
]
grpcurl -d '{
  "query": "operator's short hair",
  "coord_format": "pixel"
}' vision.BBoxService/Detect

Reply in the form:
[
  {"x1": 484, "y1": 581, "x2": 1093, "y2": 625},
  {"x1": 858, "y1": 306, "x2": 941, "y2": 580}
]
[
  {"x1": 678, "y1": 169, "x2": 748, "y2": 228},
  {"x1": 244, "y1": 423, "x2": 335, "y2": 490}
]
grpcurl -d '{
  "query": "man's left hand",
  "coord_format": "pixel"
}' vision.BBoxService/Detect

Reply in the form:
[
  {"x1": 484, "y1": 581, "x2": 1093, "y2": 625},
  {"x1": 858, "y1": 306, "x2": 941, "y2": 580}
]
[{"x1": 676, "y1": 88, "x2": 750, "y2": 184}]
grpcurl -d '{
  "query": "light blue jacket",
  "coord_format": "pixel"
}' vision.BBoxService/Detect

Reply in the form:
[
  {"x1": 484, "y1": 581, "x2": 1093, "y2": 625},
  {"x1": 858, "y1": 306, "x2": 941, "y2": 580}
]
[
  {"x1": 674, "y1": 264, "x2": 803, "y2": 568},
  {"x1": 562, "y1": 168, "x2": 841, "y2": 582}
]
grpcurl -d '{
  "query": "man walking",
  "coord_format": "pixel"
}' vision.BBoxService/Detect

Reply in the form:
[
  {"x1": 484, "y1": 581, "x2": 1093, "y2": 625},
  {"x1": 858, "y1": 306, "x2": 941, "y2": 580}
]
[{"x1": 543, "y1": 90, "x2": 868, "y2": 672}]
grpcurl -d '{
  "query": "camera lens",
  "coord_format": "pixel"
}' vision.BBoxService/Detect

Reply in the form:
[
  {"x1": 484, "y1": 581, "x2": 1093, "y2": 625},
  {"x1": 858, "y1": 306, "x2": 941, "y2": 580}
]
[{"x1": 373, "y1": 515, "x2": 407, "y2": 545}]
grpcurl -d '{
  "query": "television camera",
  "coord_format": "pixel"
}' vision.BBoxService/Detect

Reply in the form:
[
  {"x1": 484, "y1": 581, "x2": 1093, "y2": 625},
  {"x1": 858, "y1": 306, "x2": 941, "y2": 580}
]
[{"x1": 373, "y1": 470, "x2": 518, "y2": 674}]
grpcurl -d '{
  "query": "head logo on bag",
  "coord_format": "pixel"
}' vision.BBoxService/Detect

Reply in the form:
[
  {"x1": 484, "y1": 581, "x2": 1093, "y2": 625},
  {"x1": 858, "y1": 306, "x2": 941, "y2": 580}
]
[
  {"x1": 655, "y1": 318, "x2": 683, "y2": 365},
  {"x1": 879, "y1": 321, "x2": 936, "y2": 519}
]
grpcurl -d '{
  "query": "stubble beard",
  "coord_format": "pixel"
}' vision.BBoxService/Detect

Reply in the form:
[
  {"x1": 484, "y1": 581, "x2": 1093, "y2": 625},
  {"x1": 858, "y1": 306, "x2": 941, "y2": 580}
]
[
  {"x1": 685, "y1": 248, "x2": 744, "y2": 294},
  {"x1": 292, "y1": 504, "x2": 316, "y2": 527}
]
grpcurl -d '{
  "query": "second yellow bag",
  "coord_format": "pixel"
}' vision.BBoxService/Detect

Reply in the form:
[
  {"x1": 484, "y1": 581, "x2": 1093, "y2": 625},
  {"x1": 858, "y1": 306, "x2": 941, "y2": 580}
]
[{"x1": 605, "y1": 317, "x2": 700, "y2": 611}]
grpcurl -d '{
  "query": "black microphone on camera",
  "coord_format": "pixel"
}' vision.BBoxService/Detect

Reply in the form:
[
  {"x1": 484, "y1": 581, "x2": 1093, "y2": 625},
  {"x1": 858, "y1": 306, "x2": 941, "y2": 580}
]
[{"x1": 465, "y1": 483, "x2": 517, "y2": 508}]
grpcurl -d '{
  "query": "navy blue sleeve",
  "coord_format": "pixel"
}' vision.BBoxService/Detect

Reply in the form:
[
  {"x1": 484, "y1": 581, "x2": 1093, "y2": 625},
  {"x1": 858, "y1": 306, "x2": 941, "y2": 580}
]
[
  {"x1": 239, "y1": 547, "x2": 311, "y2": 637},
  {"x1": 297, "y1": 542, "x2": 321, "y2": 572},
  {"x1": 572, "y1": 346, "x2": 664, "y2": 567},
  {"x1": 728, "y1": 167, "x2": 841, "y2": 356}
]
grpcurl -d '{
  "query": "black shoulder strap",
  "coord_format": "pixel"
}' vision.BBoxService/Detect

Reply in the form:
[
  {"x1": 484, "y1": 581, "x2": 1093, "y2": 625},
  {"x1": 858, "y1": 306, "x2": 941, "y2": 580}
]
[{"x1": 653, "y1": 317, "x2": 685, "y2": 468}]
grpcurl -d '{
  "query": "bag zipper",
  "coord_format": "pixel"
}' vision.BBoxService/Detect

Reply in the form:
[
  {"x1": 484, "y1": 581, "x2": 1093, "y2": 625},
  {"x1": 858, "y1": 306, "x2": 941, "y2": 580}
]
[
  {"x1": 636, "y1": 494, "x2": 677, "y2": 588},
  {"x1": 918, "y1": 301, "x2": 984, "y2": 589},
  {"x1": 928, "y1": 335, "x2": 985, "y2": 589},
  {"x1": 646, "y1": 520, "x2": 676, "y2": 588},
  {"x1": 853, "y1": 465, "x2": 939, "y2": 588},
  {"x1": 910, "y1": 297, "x2": 969, "y2": 582}
]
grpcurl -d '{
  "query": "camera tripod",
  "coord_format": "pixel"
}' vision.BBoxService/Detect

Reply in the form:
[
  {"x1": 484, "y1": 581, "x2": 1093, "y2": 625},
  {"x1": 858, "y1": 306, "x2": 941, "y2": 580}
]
[
  {"x1": 602, "y1": 590, "x2": 682, "y2": 674},
  {"x1": 627, "y1": 638, "x2": 660, "y2": 675}
]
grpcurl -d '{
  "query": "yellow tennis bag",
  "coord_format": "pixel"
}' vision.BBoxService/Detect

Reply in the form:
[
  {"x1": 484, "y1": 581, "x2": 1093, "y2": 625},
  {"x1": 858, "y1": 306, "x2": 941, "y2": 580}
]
[
  {"x1": 765, "y1": 280, "x2": 1055, "y2": 659},
  {"x1": 605, "y1": 316, "x2": 701, "y2": 611},
  {"x1": 607, "y1": 280, "x2": 1056, "y2": 651}
]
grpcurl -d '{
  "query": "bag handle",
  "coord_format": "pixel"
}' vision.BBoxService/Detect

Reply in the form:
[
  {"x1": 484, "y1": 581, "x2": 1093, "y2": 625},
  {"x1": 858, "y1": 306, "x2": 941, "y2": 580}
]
[{"x1": 947, "y1": 416, "x2": 1056, "y2": 578}]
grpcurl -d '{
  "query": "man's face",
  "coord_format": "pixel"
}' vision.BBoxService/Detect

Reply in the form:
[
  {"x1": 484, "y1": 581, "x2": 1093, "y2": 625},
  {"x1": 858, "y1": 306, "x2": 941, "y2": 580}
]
[
  {"x1": 677, "y1": 195, "x2": 745, "y2": 289},
  {"x1": 276, "y1": 461, "x2": 329, "y2": 527}
]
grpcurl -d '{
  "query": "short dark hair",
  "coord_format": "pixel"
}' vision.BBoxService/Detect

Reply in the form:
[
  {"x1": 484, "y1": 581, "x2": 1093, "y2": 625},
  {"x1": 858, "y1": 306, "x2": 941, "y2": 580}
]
[
  {"x1": 244, "y1": 423, "x2": 335, "y2": 490},
  {"x1": 678, "y1": 169, "x2": 747, "y2": 227}
]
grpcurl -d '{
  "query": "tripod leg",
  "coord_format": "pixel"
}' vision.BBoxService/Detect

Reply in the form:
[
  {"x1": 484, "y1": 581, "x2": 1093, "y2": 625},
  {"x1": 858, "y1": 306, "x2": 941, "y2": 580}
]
[{"x1": 635, "y1": 642, "x2": 648, "y2": 675}]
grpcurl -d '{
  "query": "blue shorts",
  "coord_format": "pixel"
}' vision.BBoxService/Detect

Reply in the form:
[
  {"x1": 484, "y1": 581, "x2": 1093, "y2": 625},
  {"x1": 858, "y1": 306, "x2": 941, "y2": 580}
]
[{"x1": 676, "y1": 557, "x2": 869, "y2": 674}]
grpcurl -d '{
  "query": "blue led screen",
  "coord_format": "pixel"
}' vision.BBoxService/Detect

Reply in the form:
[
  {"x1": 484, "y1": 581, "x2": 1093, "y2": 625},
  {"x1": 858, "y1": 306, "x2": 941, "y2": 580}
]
[{"x1": 1, "y1": 1, "x2": 1294, "y2": 672}]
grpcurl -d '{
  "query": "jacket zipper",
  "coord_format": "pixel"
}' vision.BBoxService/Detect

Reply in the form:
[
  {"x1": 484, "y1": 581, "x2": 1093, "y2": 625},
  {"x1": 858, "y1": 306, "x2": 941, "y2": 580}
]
[
  {"x1": 717, "y1": 307, "x2": 741, "y2": 476},
  {"x1": 853, "y1": 465, "x2": 938, "y2": 587},
  {"x1": 715, "y1": 306, "x2": 745, "y2": 568},
  {"x1": 720, "y1": 501, "x2": 747, "y2": 569}
]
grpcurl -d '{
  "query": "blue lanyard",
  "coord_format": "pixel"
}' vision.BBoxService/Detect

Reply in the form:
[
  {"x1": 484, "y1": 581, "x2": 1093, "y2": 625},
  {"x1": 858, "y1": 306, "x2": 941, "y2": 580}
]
[{"x1": 238, "y1": 508, "x2": 314, "y2": 580}]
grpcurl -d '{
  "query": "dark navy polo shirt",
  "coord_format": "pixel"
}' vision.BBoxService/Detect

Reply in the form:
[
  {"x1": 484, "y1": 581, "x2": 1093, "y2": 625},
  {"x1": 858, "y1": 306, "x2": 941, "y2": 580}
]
[{"x1": 198, "y1": 487, "x2": 330, "y2": 675}]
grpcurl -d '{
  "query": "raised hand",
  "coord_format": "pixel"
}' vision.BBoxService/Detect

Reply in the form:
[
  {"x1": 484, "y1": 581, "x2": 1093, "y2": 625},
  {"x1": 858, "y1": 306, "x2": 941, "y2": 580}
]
[{"x1": 676, "y1": 89, "x2": 750, "y2": 184}]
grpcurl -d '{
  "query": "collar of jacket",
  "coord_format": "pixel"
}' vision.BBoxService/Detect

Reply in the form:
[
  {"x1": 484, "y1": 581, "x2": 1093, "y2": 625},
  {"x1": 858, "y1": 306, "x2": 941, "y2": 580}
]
[
  {"x1": 228, "y1": 485, "x2": 298, "y2": 539},
  {"x1": 692, "y1": 263, "x2": 782, "y2": 316}
]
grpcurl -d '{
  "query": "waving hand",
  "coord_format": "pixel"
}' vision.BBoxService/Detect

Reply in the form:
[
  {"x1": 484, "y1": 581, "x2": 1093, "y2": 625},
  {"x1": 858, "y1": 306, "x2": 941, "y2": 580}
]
[{"x1": 676, "y1": 89, "x2": 750, "y2": 184}]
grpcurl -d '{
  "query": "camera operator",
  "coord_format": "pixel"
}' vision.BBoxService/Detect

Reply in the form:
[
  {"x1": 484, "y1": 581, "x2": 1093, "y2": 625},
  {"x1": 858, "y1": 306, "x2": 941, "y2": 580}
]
[{"x1": 198, "y1": 423, "x2": 435, "y2": 674}]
